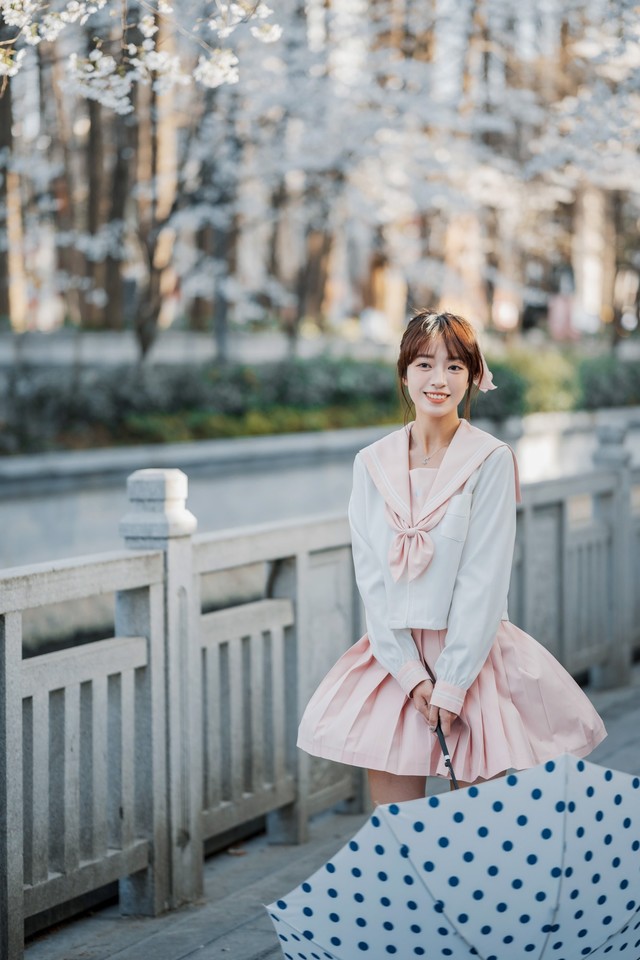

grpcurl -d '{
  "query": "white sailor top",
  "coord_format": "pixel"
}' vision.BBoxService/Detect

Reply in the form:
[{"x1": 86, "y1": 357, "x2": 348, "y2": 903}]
[{"x1": 348, "y1": 418, "x2": 522, "y2": 714}]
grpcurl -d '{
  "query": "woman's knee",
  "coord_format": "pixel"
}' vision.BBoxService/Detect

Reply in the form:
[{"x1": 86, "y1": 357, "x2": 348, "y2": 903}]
[
  {"x1": 452, "y1": 769, "x2": 507, "y2": 790},
  {"x1": 368, "y1": 769, "x2": 426, "y2": 805}
]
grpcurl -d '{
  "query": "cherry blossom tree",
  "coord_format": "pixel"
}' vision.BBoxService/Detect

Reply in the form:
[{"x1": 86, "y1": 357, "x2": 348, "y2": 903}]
[
  {"x1": 1, "y1": 0, "x2": 638, "y2": 358},
  {"x1": 0, "y1": 2, "x2": 281, "y2": 108},
  {"x1": 0, "y1": 1, "x2": 281, "y2": 349}
]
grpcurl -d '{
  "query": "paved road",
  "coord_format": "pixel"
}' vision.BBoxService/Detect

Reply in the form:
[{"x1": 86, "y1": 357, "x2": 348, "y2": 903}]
[{"x1": 25, "y1": 666, "x2": 640, "y2": 960}]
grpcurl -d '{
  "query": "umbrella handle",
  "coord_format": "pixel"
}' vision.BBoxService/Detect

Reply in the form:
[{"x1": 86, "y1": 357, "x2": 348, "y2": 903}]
[
  {"x1": 434, "y1": 720, "x2": 460, "y2": 790},
  {"x1": 421, "y1": 658, "x2": 461, "y2": 790}
]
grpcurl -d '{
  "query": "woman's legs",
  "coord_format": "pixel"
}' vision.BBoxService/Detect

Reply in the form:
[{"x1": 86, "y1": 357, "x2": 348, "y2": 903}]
[
  {"x1": 368, "y1": 768, "x2": 507, "y2": 803},
  {"x1": 453, "y1": 770, "x2": 506, "y2": 790},
  {"x1": 368, "y1": 769, "x2": 426, "y2": 806}
]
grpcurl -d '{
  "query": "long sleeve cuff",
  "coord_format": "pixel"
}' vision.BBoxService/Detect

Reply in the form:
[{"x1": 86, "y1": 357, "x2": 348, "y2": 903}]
[
  {"x1": 396, "y1": 660, "x2": 432, "y2": 698},
  {"x1": 430, "y1": 679, "x2": 466, "y2": 713}
]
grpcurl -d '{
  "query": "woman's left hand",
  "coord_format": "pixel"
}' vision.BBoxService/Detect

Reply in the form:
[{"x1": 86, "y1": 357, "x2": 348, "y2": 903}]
[{"x1": 427, "y1": 704, "x2": 458, "y2": 737}]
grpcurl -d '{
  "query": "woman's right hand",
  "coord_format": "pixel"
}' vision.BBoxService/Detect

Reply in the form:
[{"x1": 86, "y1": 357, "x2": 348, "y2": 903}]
[{"x1": 411, "y1": 679, "x2": 434, "y2": 722}]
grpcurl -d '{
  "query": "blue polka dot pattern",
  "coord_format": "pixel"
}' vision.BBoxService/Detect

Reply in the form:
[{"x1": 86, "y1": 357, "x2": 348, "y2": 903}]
[{"x1": 266, "y1": 756, "x2": 640, "y2": 960}]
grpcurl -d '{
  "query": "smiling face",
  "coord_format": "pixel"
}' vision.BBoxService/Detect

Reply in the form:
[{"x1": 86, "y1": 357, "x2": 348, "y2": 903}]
[
  {"x1": 402, "y1": 336, "x2": 470, "y2": 422},
  {"x1": 397, "y1": 311, "x2": 483, "y2": 423}
]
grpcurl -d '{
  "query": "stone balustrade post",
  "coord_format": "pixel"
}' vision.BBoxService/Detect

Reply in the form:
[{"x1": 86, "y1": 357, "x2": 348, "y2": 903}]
[
  {"x1": 0, "y1": 613, "x2": 24, "y2": 960},
  {"x1": 591, "y1": 423, "x2": 633, "y2": 688},
  {"x1": 119, "y1": 469, "x2": 203, "y2": 908},
  {"x1": 265, "y1": 555, "x2": 309, "y2": 844}
]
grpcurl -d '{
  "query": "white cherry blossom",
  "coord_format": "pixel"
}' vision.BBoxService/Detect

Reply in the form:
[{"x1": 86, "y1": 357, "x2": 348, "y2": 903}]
[
  {"x1": 0, "y1": 47, "x2": 25, "y2": 77},
  {"x1": 0, "y1": 0, "x2": 281, "y2": 110},
  {"x1": 193, "y1": 49, "x2": 240, "y2": 88}
]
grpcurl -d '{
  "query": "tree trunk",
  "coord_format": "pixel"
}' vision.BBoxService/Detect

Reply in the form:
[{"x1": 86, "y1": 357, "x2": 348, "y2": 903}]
[
  {"x1": 298, "y1": 229, "x2": 333, "y2": 327},
  {"x1": 84, "y1": 95, "x2": 107, "y2": 328},
  {"x1": 104, "y1": 8, "x2": 146, "y2": 339},
  {"x1": 0, "y1": 73, "x2": 12, "y2": 326},
  {"x1": 104, "y1": 111, "x2": 133, "y2": 333},
  {"x1": 212, "y1": 216, "x2": 238, "y2": 364},
  {"x1": 134, "y1": 76, "x2": 156, "y2": 358},
  {"x1": 190, "y1": 225, "x2": 214, "y2": 332},
  {"x1": 203, "y1": 88, "x2": 242, "y2": 365},
  {"x1": 362, "y1": 234, "x2": 389, "y2": 314},
  {"x1": 50, "y1": 50, "x2": 86, "y2": 326},
  {"x1": 133, "y1": 13, "x2": 180, "y2": 358},
  {"x1": 267, "y1": 181, "x2": 287, "y2": 279}
]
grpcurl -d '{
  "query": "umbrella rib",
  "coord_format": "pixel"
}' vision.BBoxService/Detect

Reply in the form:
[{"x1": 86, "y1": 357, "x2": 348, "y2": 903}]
[
  {"x1": 537, "y1": 758, "x2": 569, "y2": 960},
  {"x1": 380, "y1": 806, "x2": 489, "y2": 960},
  {"x1": 538, "y1": 758, "x2": 640, "y2": 959}
]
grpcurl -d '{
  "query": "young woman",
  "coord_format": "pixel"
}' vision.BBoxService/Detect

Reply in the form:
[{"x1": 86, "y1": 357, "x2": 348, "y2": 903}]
[{"x1": 297, "y1": 310, "x2": 606, "y2": 805}]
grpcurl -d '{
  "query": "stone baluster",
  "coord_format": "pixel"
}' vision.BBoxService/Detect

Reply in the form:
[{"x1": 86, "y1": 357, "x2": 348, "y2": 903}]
[
  {"x1": 591, "y1": 423, "x2": 633, "y2": 688},
  {"x1": 0, "y1": 612, "x2": 24, "y2": 959},
  {"x1": 119, "y1": 469, "x2": 202, "y2": 908}
]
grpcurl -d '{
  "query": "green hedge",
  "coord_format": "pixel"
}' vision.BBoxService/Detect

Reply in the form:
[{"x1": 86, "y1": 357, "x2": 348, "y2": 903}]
[
  {"x1": 124, "y1": 402, "x2": 402, "y2": 444},
  {"x1": 504, "y1": 349, "x2": 581, "y2": 413},
  {"x1": 1, "y1": 348, "x2": 637, "y2": 454},
  {"x1": 2, "y1": 359, "x2": 405, "y2": 453},
  {"x1": 577, "y1": 355, "x2": 640, "y2": 409},
  {"x1": 467, "y1": 361, "x2": 527, "y2": 419}
]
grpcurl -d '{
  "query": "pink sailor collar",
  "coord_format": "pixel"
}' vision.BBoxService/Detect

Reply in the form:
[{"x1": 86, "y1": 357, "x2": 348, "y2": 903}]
[{"x1": 359, "y1": 418, "x2": 522, "y2": 527}]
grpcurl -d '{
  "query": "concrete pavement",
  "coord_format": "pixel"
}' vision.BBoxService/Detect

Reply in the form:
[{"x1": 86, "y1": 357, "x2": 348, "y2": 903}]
[{"x1": 25, "y1": 665, "x2": 640, "y2": 960}]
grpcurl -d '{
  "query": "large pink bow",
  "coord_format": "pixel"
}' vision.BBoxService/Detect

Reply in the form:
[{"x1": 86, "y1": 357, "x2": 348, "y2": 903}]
[{"x1": 386, "y1": 501, "x2": 449, "y2": 582}]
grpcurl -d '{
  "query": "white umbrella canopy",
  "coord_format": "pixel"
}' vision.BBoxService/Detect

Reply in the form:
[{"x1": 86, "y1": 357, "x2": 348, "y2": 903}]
[{"x1": 266, "y1": 755, "x2": 640, "y2": 959}]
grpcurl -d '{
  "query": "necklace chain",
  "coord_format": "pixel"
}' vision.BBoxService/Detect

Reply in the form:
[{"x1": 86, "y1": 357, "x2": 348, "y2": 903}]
[{"x1": 422, "y1": 442, "x2": 450, "y2": 465}]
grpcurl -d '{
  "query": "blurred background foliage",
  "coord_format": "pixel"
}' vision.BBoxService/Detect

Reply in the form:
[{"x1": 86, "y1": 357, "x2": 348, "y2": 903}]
[
  {"x1": 3, "y1": 349, "x2": 638, "y2": 453},
  {"x1": 1, "y1": 1, "x2": 640, "y2": 458},
  {"x1": 1, "y1": 0, "x2": 640, "y2": 360}
]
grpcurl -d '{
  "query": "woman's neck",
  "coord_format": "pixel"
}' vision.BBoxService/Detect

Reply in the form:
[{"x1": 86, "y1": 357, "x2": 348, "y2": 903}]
[{"x1": 411, "y1": 414, "x2": 461, "y2": 453}]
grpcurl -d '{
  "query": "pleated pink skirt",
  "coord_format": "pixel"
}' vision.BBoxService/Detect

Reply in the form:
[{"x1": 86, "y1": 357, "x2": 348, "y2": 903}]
[{"x1": 297, "y1": 622, "x2": 607, "y2": 783}]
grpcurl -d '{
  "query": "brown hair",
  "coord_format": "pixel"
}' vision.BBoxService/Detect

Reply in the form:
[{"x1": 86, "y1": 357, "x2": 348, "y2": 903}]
[{"x1": 397, "y1": 310, "x2": 485, "y2": 421}]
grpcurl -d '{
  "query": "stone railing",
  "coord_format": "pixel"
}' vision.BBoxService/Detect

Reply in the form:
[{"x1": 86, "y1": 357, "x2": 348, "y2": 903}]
[{"x1": 1, "y1": 428, "x2": 638, "y2": 959}]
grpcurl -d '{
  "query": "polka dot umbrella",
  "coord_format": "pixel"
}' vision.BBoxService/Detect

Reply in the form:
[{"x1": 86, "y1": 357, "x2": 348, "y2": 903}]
[{"x1": 266, "y1": 755, "x2": 640, "y2": 959}]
